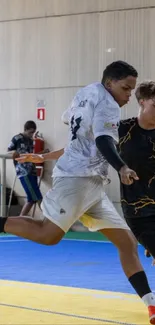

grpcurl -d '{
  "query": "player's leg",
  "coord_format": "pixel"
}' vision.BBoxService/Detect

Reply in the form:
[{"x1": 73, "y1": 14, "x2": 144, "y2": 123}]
[
  {"x1": 0, "y1": 177, "x2": 99, "y2": 245},
  {"x1": 0, "y1": 177, "x2": 79, "y2": 244},
  {"x1": 19, "y1": 175, "x2": 36, "y2": 216},
  {"x1": 28, "y1": 174, "x2": 43, "y2": 213},
  {"x1": 19, "y1": 174, "x2": 43, "y2": 216},
  {"x1": 100, "y1": 227, "x2": 155, "y2": 324},
  {"x1": 126, "y1": 215, "x2": 155, "y2": 260},
  {"x1": 20, "y1": 202, "x2": 34, "y2": 216},
  {"x1": 82, "y1": 195, "x2": 155, "y2": 324},
  {"x1": 100, "y1": 227, "x2": 142, "y2": 277},
  {"x1": 3, "y1": 216, "x2": 64, "y2": 245},
  {"x1": 82, "y1": 195, "x2": 143, "y2": 277}
]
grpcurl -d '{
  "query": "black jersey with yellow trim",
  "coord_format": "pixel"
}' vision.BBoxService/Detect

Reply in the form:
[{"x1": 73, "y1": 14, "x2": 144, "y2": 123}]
[{"x1": 118, "y1": 117, "x2": 155, "y2": 218}]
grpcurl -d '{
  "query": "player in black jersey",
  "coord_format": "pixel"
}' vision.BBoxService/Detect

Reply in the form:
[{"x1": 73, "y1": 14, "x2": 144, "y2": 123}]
[{"x1": 118, "y1": 81, "x2": 155, "y2": 260}]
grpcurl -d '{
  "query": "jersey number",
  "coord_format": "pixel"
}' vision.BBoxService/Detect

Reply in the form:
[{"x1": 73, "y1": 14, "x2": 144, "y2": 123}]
[{"x1": 71, "y1": 116, "x2": 82, "y2": 140}]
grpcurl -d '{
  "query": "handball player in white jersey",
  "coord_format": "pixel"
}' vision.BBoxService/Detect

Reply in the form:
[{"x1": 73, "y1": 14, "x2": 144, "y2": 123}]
[{"x1": 2, "y1": 61, "x2": 155, "y2": 324}]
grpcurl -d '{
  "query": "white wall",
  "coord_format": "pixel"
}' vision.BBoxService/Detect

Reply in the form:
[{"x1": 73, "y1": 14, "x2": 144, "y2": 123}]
[{"x1": 0, "y1": 0, "x2": 154, "y2": 205}]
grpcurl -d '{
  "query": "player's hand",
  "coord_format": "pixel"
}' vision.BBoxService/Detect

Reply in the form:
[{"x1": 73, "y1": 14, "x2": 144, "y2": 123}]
[
  {"x1": 119, "y1": 165, "x2": 139, "y2": 185},
  {"x1": 15, "y1": 153, "x2": 44, "y2": 164},
  {"x1": 12, "y1": 151, "x2": 20, "y2": 160}
]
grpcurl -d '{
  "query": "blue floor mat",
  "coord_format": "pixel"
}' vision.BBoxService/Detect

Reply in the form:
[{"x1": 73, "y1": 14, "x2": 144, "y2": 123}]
[{"x1": 0, "y1": 237, "x2": 155, "y2": 294}]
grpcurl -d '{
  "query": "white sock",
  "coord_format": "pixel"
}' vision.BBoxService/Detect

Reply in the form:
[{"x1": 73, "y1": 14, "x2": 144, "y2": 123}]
[{"x1": 142, "y1": 293, "x2": 155, "y2": 306}]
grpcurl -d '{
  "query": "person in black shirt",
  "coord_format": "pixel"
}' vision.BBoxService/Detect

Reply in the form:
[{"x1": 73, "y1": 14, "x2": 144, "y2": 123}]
[
  {"x1": 8, "y1": 121, "x2": 43, "y2": 216},
  {"x1": 118, "y1": 81, "x2": 155, "y2": 260}
]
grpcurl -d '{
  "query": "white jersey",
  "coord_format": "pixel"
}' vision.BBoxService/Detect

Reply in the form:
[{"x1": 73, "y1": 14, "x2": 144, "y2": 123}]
[{"x1": 53, "y1": 82, "x2": 120, "y2": 181}]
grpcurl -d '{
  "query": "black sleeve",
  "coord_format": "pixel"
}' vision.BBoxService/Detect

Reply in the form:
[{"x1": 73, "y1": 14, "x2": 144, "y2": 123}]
[
  {"x1": 95, "y1": 135, "x2": 126, "y2": 172},
  {"x1": 8, "y1": 137, "x2": 17, "y2": 151}
]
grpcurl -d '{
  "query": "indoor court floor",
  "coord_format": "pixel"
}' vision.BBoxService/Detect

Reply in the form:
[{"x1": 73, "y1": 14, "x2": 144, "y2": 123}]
[{"x1": 1, "y1": 233, "x2": 155, "y2": 325}]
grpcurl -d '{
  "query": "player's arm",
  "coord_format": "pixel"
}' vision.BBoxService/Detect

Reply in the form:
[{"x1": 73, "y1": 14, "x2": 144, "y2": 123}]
[
  {"x1": 35, "y1": 149, "x2": 50, "y2": 154},
  {"x1": 7, "y1": 137, "x2": 19, "y2": 159},
  {"x1": 96, "y1": 136, "x2": 139, "y2": 185},
  {"x1": 93, "y1": 101, "x2": 139, "y2": 185},
  {"x1": 96, "y1": 135, "x2": 125, "y2": 172},
  {"x1": 42, "y1": 148, "x2": 64, "y2": 161},
  {"x1": 15, "y1": 148, "x2": 64, "y2": 163}
]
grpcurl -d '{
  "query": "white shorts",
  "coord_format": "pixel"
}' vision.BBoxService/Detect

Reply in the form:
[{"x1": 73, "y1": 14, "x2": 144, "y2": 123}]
[{"x1": 41, "y1": 176, "x2": 129, "y2": 233}]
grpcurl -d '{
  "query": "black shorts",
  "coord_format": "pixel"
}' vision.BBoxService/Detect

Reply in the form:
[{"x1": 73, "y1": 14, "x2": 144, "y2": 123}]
[{"x1": 125, "y1": 215, "x2": 155, "y2": 257}]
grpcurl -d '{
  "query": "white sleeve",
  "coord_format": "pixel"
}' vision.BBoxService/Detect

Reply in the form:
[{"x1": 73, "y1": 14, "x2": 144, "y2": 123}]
[{"x1": 92, "y1": 99, "x2": 120, "y2": 142}]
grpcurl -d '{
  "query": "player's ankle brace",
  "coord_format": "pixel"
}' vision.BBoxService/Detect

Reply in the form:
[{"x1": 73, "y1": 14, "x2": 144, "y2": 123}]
[{"x1": 0, "y1": 217, "x2": 7, "y2": 233}]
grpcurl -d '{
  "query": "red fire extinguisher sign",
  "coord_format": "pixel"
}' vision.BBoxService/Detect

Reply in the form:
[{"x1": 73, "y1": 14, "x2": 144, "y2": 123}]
[
  {"x1": 37, "y1": 108, "x2": 45, "y2": 120},
  {"x1": 37, "y1": 107, "x2": 45, "y2": 121}
]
